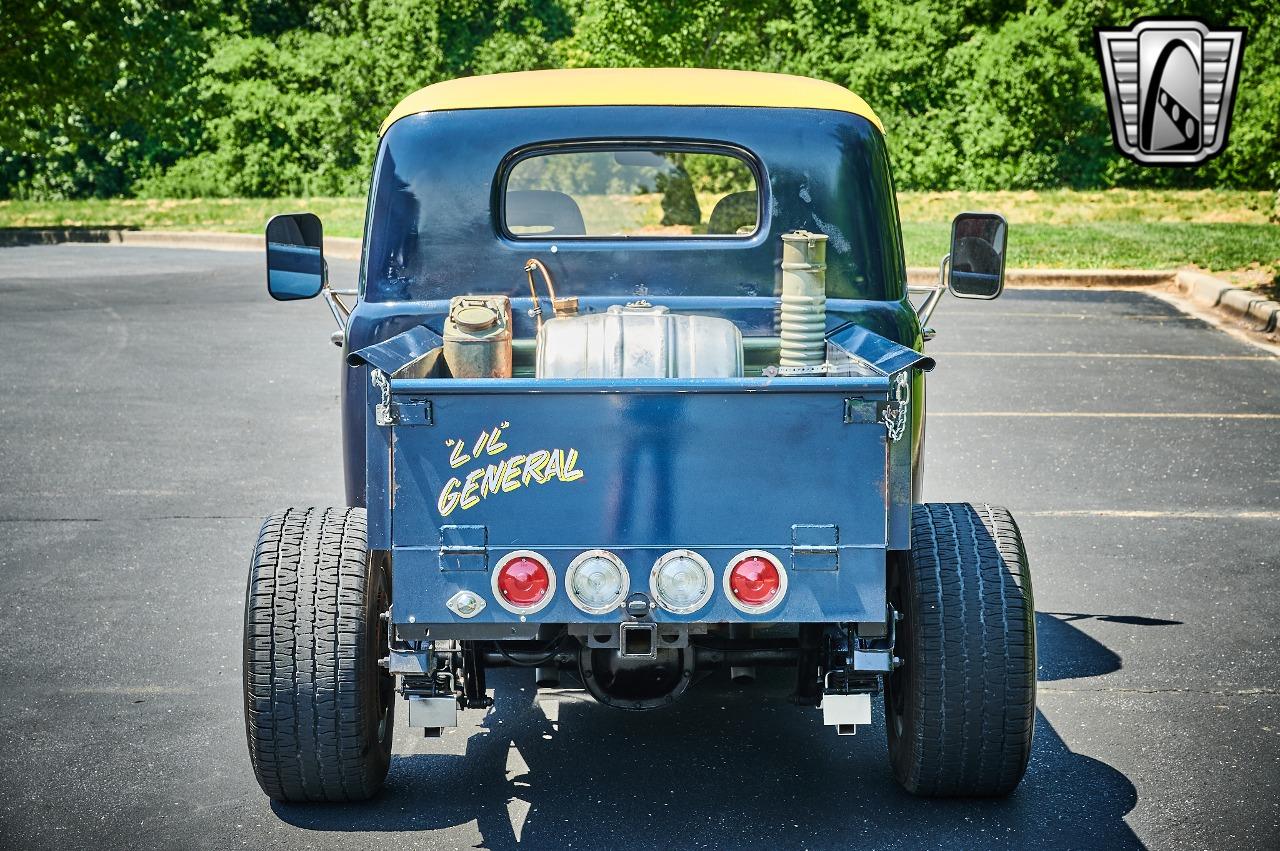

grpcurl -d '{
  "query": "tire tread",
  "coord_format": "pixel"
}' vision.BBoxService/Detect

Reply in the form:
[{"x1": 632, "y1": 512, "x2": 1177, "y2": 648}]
[
  {"x1": 889, "y1": 502, "x2": 1036, "y2": 797},
  {"x1": 243, "y1": 506, "x2": 389, "y2": 802}
]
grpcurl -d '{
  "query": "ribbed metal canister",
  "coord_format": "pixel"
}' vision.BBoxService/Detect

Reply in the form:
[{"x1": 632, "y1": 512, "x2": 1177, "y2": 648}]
[{"x1": 778, "y1": 230, "x2": 828, "y2": 370}]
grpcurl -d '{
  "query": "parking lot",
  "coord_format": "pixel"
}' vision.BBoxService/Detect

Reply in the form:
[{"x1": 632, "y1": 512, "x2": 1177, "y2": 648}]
[{"x1": 1, "y1": 244, "x2": 1277, "y2": 850}]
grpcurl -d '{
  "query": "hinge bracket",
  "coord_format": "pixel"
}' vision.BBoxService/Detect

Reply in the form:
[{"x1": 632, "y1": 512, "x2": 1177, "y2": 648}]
[{"x1": 371, "y1": 369, "x2": 433, "y2": 427}]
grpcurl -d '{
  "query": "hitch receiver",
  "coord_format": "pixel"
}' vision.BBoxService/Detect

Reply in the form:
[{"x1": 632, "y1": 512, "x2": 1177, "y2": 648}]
[{"x1": 620, "y1": 622, "x2": 658, "y2": 658}]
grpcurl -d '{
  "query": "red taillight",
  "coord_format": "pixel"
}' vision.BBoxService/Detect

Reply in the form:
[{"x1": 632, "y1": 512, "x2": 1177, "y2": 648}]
[
  {"x1": 492, "y1": 551, "x2": 555, "y2": 613},
  {"x1": 725, "y1": 551, "x2": 786, "y2": 613}
]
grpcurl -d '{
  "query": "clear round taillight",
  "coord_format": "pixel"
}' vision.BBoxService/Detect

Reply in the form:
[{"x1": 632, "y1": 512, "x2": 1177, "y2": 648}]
[
  {"x1": 650, "y1": 550, "x2": 714, "y2": 614},
  {"x1": 491, "y1": 550, "x2": 556, "y2": 614},
  {"x1": 566, "y1": 550, "x2": 629, "y2": 615},
  {"x1": 723, "y1": 550, "x2": 787, "y2": 614}
]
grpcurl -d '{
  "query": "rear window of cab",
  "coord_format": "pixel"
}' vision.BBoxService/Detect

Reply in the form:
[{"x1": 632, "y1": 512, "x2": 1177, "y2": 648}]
[{"x1": 501, "y1": 145, "x2": 760, "y2": 239}]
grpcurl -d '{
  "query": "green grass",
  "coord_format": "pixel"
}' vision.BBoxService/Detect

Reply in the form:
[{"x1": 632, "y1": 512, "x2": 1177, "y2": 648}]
[
  {"x1": 0, "y1": 197, "x2": 368, "y2": 238},
  {"x1": 900, "y1": 222, "x2": 1280, "y2": 272},
  {"x1": 3, "y1": 191, "x2": 1277, "y2": 281},
  {"x1": 896, "y1": 189, "x2": 1276, "y2": 225}
]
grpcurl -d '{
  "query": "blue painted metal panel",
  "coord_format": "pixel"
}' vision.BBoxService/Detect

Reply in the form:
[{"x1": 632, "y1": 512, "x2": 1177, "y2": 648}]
[
  {"x1": 348, "y1": 324, "x2": 443, "y2": 373},
  {"x1": 387, "y1": 376, "x2": 891, "y2": 624},
  {"x1": 827, "y1": 324, "x2": 935, "y2": 375}
]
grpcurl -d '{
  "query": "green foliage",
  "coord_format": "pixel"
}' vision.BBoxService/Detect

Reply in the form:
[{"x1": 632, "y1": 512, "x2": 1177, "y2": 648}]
[
  {"x1": 0, "y1": 0, "x2": 215, "y2": 198},
  {"x1": 138, "y1": 31, "x2": 376, "y2": 196},
  {"x1": 2, "y1": 0, "x2": 1277, "y2": 199}
]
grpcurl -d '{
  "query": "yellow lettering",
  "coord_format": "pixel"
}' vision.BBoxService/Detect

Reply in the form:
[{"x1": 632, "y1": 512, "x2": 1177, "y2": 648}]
[
  {"x1": 559, "y1": 448, "x2": 584, "y2": 481},
  {"x1": 448, "y1": 441, "x2": 471, "y2": 469},
  {"x1": 522, "y1": 450, "x2": 550, "y2": 485},
  {"x1": 471, "y1": 428, "x2": 491, "y2": 458},
  {"x1": 443, "y1": 425, "x2": 587, "y2": 512},
  {"x1": 501, "y1": 455, "x2": 526, "y2": 492},
  {"x1": 437, "y1": 477, "x2": 462, "y2": 516},
  {"x1": 481, "y1": 460, "x2": 505, "y2": 498},
  {"x1": 460, "y1": 468, "x2": 484, "y2": 510},
  {"x1": 486, "y1": 425, "x2": 507, "y2": 455},
  {"x1": 543, "y1": 449, "x2": 563, "y2": 483}
]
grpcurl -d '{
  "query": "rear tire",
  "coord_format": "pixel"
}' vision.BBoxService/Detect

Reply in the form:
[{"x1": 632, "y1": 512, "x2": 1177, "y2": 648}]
[
  {"x1": 884, "y1": 503, "x2": 1036, "y2": 797},
  {"x1": 243, "y1": 507, "x2": 393, "y2": 802}
]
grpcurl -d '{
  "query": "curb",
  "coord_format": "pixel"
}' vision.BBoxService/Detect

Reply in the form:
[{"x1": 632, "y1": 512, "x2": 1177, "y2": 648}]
[
  {"x1": 3, "y1": 228, "x2": 1274, "y2": 332},
  {"x1": 0, "y1": 227, "x2": 364, "y2": 260},
  {"x1": 1172, "y1": 270, "x2": 1279, "y2": 333},
  {"x1": 909, "y1": 265, "x2": 1276, "y2": 333},
  {"x1": 907, "y1": 267, "x2": 1173, "y2": 288}
]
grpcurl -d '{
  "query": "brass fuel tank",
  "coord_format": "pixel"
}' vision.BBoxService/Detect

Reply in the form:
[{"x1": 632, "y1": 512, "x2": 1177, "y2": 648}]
[{"x1": 443, "y1": 295, "x2": 513, "y2": 378}]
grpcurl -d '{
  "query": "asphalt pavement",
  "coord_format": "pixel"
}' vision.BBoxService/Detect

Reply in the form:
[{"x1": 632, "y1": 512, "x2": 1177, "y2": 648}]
[{"x1": 1, "y1": 245, "x2": 1277, "y2": 850}]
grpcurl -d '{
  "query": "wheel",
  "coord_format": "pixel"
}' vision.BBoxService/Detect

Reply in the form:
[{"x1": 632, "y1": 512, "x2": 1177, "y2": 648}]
[
  {"x1": 243, "y1": 507, "x2": 394, "y2": 802},
  {"x1": 884, "y1": 503, "x2": 1036, "y2": 797}
]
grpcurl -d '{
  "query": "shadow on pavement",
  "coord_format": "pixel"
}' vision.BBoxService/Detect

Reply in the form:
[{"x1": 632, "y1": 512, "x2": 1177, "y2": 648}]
[
  {"x1": 273, "y1": 611, "x2": 1167, "y2": 849},
  {"x1": 1036, "y1": 611, "x2": 1181, "y2": 682}
]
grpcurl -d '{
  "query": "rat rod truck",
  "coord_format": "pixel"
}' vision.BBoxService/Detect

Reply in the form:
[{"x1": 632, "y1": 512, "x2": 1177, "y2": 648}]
[{"x1": 244, "y1": 68, "x2": 1035, "y2": 802}]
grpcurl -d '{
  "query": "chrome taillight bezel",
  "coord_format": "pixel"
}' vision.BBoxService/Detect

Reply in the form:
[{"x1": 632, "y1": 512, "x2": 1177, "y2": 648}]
[
  {"x1": 565, "y1": 549, "x2": 630, "y2": 615},
  {"x1": 650, "y1": 549, "x2": 715, "y2": 615},
  {"x1": 491, "y1": 549, "x2": 557, "y2": 615},
  {"x1": 722, "y1": 549, "x2": 788, "y2": 614}
]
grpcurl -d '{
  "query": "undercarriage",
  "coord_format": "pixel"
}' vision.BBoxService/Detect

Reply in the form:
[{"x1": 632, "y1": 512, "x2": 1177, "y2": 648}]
[{"x1": 391, "y1": 619, "x2": 895, "y2": 736}]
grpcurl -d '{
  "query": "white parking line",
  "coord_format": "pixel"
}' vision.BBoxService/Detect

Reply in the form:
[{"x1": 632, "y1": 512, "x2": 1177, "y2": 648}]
[
  {"x1": 933, "y1": 411, "x2": 1280, "y2": 419},
  {"x1": 934, "y1": 352, "x2": 1276, "y2": 360},
  {"x1": 1024, "y1": 509, "x2": 1280, "y2": 520},
  {"x1": 941, "y1": 311, "x2": 1187, "y2": 321}
]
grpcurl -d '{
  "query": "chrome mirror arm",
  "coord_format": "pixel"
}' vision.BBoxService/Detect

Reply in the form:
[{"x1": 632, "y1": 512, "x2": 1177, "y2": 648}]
[
  {"x1": 322, "y1": 285, "x2": 352, "y2": 328},
  {"x1": 318, "y1": 258, "x2": 353, "y2": 330},
  {"x1": 909, "y1": 253, "x2": 950, "y2": 329}
]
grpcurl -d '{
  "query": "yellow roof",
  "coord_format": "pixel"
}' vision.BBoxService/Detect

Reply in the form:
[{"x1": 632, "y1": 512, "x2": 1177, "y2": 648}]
[{"x1": 379, "y1": 68, "x2": 883, "y2": 136}]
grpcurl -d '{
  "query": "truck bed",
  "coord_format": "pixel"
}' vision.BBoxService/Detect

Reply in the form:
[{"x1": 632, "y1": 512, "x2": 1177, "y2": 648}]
[{"x1": 383, "y1": 374, "x2": 902, "y2": 629}]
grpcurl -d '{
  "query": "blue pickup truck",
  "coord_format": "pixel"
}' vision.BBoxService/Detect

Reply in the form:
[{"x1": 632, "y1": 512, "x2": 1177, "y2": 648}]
[{"x1": 244, "y1": 68, "x2": 1034, "y2": 803}]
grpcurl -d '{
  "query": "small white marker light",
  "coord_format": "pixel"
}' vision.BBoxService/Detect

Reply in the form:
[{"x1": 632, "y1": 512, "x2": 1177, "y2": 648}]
[{"x1": 447, "y1": 590, "x2": 486, "y2": 619}]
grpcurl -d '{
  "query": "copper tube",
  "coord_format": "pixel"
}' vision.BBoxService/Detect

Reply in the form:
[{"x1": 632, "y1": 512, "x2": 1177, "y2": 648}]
[
  {"x1": 523, "y1": 260, "x2": 545, "y2": 333},
  {"x1": 524, "y1": 258, "x2": 558, "y2": 303}
]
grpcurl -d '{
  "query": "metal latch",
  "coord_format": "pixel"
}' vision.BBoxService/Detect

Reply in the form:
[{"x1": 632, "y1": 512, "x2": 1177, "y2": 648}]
[
  {"x1": 877, "y1": 371, "x2": 910, "y2": 442},
  {"x1": 439, "y1": 525, "x2": 487, "y2": 571},
  {"x1": 392, "y1": 395, "x2": 434, "y2": 426},
  {"x1": 371, "y1": 369, "x2": 434, "y2": 426},
  {"x1": 844, "y1": 394, "x2": 908, "y2": 444},
  {"x1": 843, "y1": 397, "x2": 875, "y2": 424},
  {"x1": 792, "y1": 524, "x2": 839, "y2": 571}
]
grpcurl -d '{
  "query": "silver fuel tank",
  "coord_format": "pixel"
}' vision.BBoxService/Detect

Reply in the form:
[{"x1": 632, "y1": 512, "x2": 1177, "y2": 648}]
[{"x1": 535, "y1": 302, "x2": 743, "y2": 379}]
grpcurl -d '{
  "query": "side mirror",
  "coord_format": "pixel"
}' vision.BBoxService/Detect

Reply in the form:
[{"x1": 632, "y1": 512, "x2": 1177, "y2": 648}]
[
  {"x1": 266, "y1": 213, "x2": 325, "y2": 300},
  {"x1": 947, "y1": 212, "x2": 1006, "y2": 299}
]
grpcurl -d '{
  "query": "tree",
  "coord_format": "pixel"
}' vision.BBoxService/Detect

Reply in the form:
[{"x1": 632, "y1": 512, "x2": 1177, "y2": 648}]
[{"x1": 0, "y1": 0, "x2": 214, "y2": 198}]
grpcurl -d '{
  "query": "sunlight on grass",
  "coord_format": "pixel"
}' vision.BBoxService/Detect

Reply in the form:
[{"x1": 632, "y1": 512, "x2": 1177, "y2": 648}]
[{"x1": 2, "y1": 190, "x2": 1276, "y2": 276}]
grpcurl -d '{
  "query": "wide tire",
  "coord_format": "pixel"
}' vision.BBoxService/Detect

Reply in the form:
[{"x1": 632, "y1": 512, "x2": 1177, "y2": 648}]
[
  {"x1": 243, "y1": 507, "x2": 394, "y2": 802},
  {"x1": 884, "y1": 503, "x2": 1036, "y2": 797}
]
